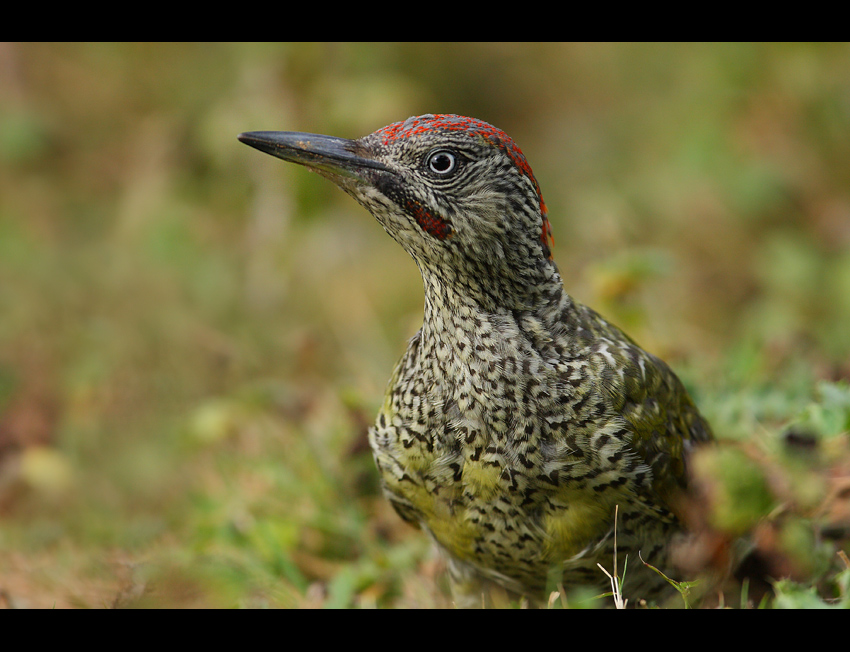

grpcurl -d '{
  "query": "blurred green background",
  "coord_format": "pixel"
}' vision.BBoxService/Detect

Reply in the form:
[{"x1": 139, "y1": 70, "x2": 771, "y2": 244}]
[{"x1": 1, "y1": 43, "x2": 849, "y2": 608}]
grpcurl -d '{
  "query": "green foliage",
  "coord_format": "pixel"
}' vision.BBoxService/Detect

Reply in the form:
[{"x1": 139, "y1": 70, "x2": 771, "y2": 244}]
[
  {"x1": 693, "y1": 446, "x2": 776, "y2": 536},
  {"x1": 679, "y1": 379, "x2": 850, "y2": 608},
  {"x1": 795, "y1": 380, "x2": 850, "y2": 437},
  {"x1": 773, "y1": 567, "x2": 850, "y2": 609}
]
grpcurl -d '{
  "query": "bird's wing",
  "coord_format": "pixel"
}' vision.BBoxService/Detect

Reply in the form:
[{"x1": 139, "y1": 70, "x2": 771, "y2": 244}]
[{"x1": 576, "y1": 305, "x2": 712, "y2": 504}]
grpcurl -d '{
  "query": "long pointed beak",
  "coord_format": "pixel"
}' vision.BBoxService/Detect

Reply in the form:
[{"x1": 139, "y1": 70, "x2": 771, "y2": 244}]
[{"x1": 237, "y1": 131, "x2": 390, "y2": 180}]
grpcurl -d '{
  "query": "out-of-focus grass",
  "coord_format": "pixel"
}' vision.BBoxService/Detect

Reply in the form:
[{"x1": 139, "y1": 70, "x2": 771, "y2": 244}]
[{"x1": 0, "y1": 43, "x2": 848, "y2": 608}]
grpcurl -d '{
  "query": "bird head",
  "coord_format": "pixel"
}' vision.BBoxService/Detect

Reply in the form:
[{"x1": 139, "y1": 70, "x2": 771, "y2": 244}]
[{"x1": 239, "y1": 114, "x2": 558, "y2": 310}]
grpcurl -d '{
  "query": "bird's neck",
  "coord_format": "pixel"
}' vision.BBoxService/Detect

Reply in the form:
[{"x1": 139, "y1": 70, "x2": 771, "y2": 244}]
[{"x1": 419, "y1": 257, "x2": 578, "y2": 351}]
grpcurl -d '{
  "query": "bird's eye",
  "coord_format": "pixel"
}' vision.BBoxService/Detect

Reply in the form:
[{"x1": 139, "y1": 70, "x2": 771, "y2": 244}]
[{"x1": 426, "y1": 150, "x2": 457, "y2": 175}]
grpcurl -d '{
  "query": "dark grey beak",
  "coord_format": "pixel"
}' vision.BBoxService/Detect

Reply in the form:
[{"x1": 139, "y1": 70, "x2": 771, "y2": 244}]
[{"x1": 238, "y1": 131, "x2": 390, "y2": 180}]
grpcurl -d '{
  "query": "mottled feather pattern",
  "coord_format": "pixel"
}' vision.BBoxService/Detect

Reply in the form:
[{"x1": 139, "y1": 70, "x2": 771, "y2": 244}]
[{"x1": 239, "y1": 114, "x2": 713, "y2": 606}]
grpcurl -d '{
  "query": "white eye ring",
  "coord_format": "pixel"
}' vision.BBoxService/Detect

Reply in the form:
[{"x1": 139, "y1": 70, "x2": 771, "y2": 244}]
[{"x1": 427, "y1": 150, "x2": 457, "y2": 175}]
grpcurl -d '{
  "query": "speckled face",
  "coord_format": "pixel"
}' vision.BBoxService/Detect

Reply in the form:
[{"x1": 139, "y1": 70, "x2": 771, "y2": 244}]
[
  {"x1": 351, "y1": 115, "x2": 554, "y2": 266},
  {"x1": 238, "y1": 115, "x2": 556, "y2": 288}
]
